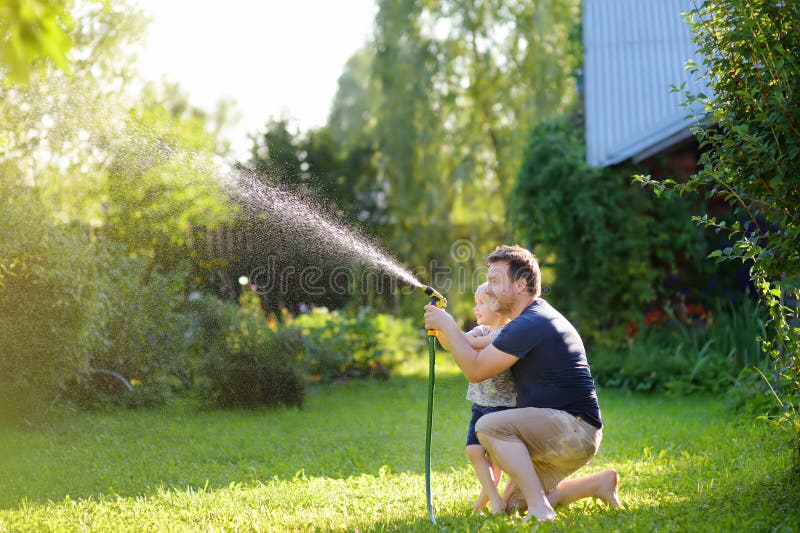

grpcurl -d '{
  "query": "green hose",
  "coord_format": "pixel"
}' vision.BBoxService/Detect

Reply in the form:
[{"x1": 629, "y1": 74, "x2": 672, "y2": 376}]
[
  {"x1": 422, "y1": 286, "x2": 445, "y2": 524},
  {"x1": 425, "y1": 334, "x2": 437, "y2": 524}
]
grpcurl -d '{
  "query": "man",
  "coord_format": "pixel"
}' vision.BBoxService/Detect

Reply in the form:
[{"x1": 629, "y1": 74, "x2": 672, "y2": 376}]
[{"x1": 424, "y1": 244, "x2": 619, "y2": 522}]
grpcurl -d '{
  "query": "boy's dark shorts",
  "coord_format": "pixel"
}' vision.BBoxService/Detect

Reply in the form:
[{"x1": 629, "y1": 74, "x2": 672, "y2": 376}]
[{"x1": 466, "y1": 403, "x2": 512, "y2": 446}]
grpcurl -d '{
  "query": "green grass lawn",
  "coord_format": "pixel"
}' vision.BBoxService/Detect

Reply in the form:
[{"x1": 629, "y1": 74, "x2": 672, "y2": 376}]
[{"x1": 1, "y1": 360, "x2": 798, "y2": 532}]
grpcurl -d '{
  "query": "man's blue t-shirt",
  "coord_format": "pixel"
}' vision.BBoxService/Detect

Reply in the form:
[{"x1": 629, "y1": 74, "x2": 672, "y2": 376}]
[{"x1": 492, "y1": 298, "x2": 602, "y2": 429}]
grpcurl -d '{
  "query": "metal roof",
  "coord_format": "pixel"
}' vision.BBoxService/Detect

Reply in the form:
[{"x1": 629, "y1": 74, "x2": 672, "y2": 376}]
[{"x1": 583, "y1": 0, "x2": 711, "y2": 167}]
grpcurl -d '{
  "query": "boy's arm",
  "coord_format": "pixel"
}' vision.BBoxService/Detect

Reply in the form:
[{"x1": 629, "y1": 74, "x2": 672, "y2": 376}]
[{"x1": 425, "y1": 305, "x2": 517, "y2": 383}]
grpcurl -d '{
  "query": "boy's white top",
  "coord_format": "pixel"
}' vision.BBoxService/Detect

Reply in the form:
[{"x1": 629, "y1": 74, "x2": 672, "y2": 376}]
[{"x1": 465, "y1": 325, "x2": 517, "y2": 407}]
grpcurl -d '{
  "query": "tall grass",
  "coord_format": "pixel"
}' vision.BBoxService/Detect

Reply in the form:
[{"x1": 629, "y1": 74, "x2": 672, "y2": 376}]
[
  {"x1": 1, "y1": 359, "x2": 798, "y2": 531},
  {"x1": 592, "y1": 298, "x2": 771, "y2": 394}
]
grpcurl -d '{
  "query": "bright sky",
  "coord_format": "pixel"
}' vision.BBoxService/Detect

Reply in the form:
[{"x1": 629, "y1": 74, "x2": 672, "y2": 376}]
[{"x1": 134, "y1": 0, "x2": 377, "y2": 161}]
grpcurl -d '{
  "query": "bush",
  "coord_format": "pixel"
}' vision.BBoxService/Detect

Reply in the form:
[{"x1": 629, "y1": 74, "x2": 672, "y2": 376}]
[
  {"x1": 194, "y1": 293, "x2": 306, "y2": 408},
  {"x1": 591, "y1": 298, "x2": 769, "y2": 394},
  {"x1": 71, "y1": 246, "x2": 193, "y2": 408},
  {"x1": 0, "y1": 191, "x2": 111, "y2": 396},
  {"x1": 203, "y1": 347, "x2": 305, "y2": 409},
  {"x1": 510, "y1": 114, "x2": 705, "y2": 346},
  {"x1": 290, "y1": 306, "x2": 423, "y2": 382}
]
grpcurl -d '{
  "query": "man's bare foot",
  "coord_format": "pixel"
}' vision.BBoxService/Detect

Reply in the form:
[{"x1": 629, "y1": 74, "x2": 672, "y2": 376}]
[
  {"x1": 597, "y1": 469, "x2": 621, "y2": 507},
  {"x1": 503, "y1": 484, "x2": 526, "y2": 515}
]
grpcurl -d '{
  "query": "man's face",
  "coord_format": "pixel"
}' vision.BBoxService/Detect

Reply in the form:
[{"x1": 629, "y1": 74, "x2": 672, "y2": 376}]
[{"x1": 485, "y1": 261, "x2": 518, "y2": 314}]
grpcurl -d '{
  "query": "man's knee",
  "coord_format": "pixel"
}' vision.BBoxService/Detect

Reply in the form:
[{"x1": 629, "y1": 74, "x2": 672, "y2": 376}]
[
  {"x1": 475, "y1": 429, "x2": 492, "y2": 450},
  {"x1": 474, "y1": 416, "x2": 490, "y2": 436}
]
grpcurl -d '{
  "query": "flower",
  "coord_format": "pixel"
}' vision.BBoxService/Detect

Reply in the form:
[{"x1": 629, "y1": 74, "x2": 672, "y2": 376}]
[
  {"x1": 685, "y1": 303, "x2": 707, "y2": 319},
  {"x1": 644, "y1": 309, "x2": 667, "y2": 327},
  {"x1": 625, "y1": 318, "x2": 639, "y2": 339}
]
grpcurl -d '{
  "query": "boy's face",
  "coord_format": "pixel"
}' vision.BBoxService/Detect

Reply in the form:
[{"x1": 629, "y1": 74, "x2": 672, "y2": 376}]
[{"x1": 474, "y1": 293, "x2": 504, "y2": 328}]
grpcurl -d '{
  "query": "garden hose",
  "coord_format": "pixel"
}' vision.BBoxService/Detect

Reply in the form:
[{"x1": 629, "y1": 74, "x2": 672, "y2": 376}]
[{"x1": 423, "y1": 286, "x2": 446, "y2": 525}]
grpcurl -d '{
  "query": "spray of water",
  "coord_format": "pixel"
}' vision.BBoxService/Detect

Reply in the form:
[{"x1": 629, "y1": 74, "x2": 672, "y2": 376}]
[
  {"x1": 223, "y1": 170, "x2": 425, "y2": 291},
  {"x1": 5, "y1": 76, "x2": 424, "y2": 294}
]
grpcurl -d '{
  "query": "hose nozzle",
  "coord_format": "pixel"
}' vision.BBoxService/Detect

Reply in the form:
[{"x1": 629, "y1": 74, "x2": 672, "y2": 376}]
[
  {"x1": 424, "y1": 285, "x2": 446, "y2": 303},
  {"x1": 423, "y1": 286, "x2": 447, "y2": 337}
]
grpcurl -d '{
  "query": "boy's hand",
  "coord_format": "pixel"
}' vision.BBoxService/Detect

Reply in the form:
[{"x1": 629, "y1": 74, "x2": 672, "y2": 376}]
[
  {"x1": 466, "y1": 325, "x2": 489, "y2": 338},
  {"x1": 467, "y1": 335, "x2": 493, "y2": 350}
]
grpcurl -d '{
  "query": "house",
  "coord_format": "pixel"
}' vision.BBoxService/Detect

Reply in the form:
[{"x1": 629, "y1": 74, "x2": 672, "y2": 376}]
[
  {"x1": 582, "y1": 0, "x2": 710, "y2": 175},
  {"x1": 582, "y1": 0, "x2": 755, "y2": 300}
]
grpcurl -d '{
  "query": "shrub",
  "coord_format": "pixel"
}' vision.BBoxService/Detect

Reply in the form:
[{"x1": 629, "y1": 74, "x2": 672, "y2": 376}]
[
  {"x1": 194, "y1": 294, "x2": 306, "y2": 408},
  {"x1": 635, "y1": 0, "x2": 800, "y2": 434},
  {"x1": 591, "y1": 298, "x2": 769, "y2": 394},
  {"x1": 0, "y1": 190, "x2": 111, "y2": 399},
  {"x1": 202, "y1": 347, "x2": 305, "y2": 409},
  {"x1": 510, "y1": 114, "x2": 704, "y2": 346},
  {"x1": 75, "y1": 247, "x2": 192, "y2": 407},
  {"x1": 290, "y1": 306, "x2": 423, "y2": 382}
]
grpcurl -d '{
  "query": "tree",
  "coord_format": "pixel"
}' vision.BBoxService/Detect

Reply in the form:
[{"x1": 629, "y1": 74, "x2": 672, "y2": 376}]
[
  {"x1": 373, "y1": 0, "x2": 453, "y2": 274},
  {"x1": 0, "y1": 0, "x2": 74, "y2": 83},
  {"x1": 327, "y1": 47, "x2": 379, "y2": 160},
  {"x1": 104, "y1": 81, "x2": 232, "y2": 273},
  {"x1": 635, "y1": 0, "x2": 800, "y2": 419},
  {"x1": 326, "y1": 47, "x2": 386, "y2": 229},
  {"x1": 511, "y1": 113, "x2": 703, "y2": 344},
  {"x1": 369, "y1": 0, "x2": 582, "y2": 292}
]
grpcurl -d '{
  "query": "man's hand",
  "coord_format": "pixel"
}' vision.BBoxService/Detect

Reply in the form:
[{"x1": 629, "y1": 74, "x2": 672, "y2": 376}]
[
  {"x1": 424, "y1": 303, "x2": 458, "y2": 334},
  {"x1": 425, "y1": 304, "x2": 517, "y2": 382}
]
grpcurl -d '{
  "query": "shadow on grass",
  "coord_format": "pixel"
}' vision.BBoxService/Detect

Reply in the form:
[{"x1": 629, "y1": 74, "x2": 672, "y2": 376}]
[
  {"x1": 1, "y1": 378, "x2": 798, "y2": 533},
  {"x1": 0, "y1": 374, "x2": 464, "y2": 510}
]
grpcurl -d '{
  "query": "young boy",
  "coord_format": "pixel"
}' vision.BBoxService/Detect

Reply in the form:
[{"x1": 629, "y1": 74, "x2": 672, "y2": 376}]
[{"x1": 463, "y1": 282, "x2": 516, "y2": 514}]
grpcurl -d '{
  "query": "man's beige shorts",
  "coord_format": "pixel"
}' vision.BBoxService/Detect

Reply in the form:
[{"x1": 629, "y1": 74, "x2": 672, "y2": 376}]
[{"x1": 475, "y1": 407, "x2": 601, "y2": 493}]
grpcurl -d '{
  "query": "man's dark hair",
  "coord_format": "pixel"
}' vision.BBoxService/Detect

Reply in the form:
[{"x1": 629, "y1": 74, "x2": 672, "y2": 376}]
[{"x1": 487, "y1": 245, "x2": 541, "y2": 298}]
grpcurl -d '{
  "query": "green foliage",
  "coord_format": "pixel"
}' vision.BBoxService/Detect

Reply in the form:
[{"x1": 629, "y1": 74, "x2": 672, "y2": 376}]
[
  {"x1": 193, "y1": 293, "x2": 306, "y2": 409},
  {"x1": 290, "y1": 306, "x2": 424, "y2": 382},
  {"x1": 0, "y1": 0, "x2": 233, "y2": 413},
  {"x1": 0, "y1": 0, "x2": 145, "y2": 226},
  {"x1": 510, "y1": 114, "x2": 703, "y2": 342},
  {"x1": 635, "y1": 0, "x2": 800, "y2": 413},
  {"x1": 591, "y1": 298, "x2": 769, "y2": 395},
  {"x1": 0, "y1": 0, "x2": 74, "y2": 83},
  {"x1": 191, "y1": 290, "x2": 423, "y2": 408},
  {"x1": 0, "y1": 183, "x2": 195, "y2": 411},
  {"x1": 202, "y1": 346, "x2": 306, "y2": 409},
  {"x1": 0, "y1": 191, "x2": 111, "y2": 392},
  {"x1": 64, "y1": 248, "x2": 193, "y2": 409},
  {"x1": 106, "y1": 84, "x2": 233, "y2": 275}
]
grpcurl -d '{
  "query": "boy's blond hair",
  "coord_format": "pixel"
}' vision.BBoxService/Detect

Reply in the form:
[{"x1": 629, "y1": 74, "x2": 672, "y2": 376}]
[{"x1": 474, "y1": 282, "x2": 490, "y2": 303}]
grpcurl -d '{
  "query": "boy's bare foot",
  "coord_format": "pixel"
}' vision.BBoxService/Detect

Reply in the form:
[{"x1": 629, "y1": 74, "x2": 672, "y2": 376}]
[
  {"x1": 520, "y1": 503, "x2": 557, "y2": 523},
  {"x1": 597, "y1": 469, "x2": 621, "y2": 507},
  {"x1": 473, "y1": 490, "x2": 489, "y2": 512},
  {"x1": 489, "y1": 495, "x2": 506, "y2": 514}
]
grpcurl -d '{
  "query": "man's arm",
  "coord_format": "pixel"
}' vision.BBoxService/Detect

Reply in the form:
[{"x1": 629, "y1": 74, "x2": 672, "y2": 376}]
[{"x1": 425, "y1": 304, "x2": 517, "y2": 382}]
